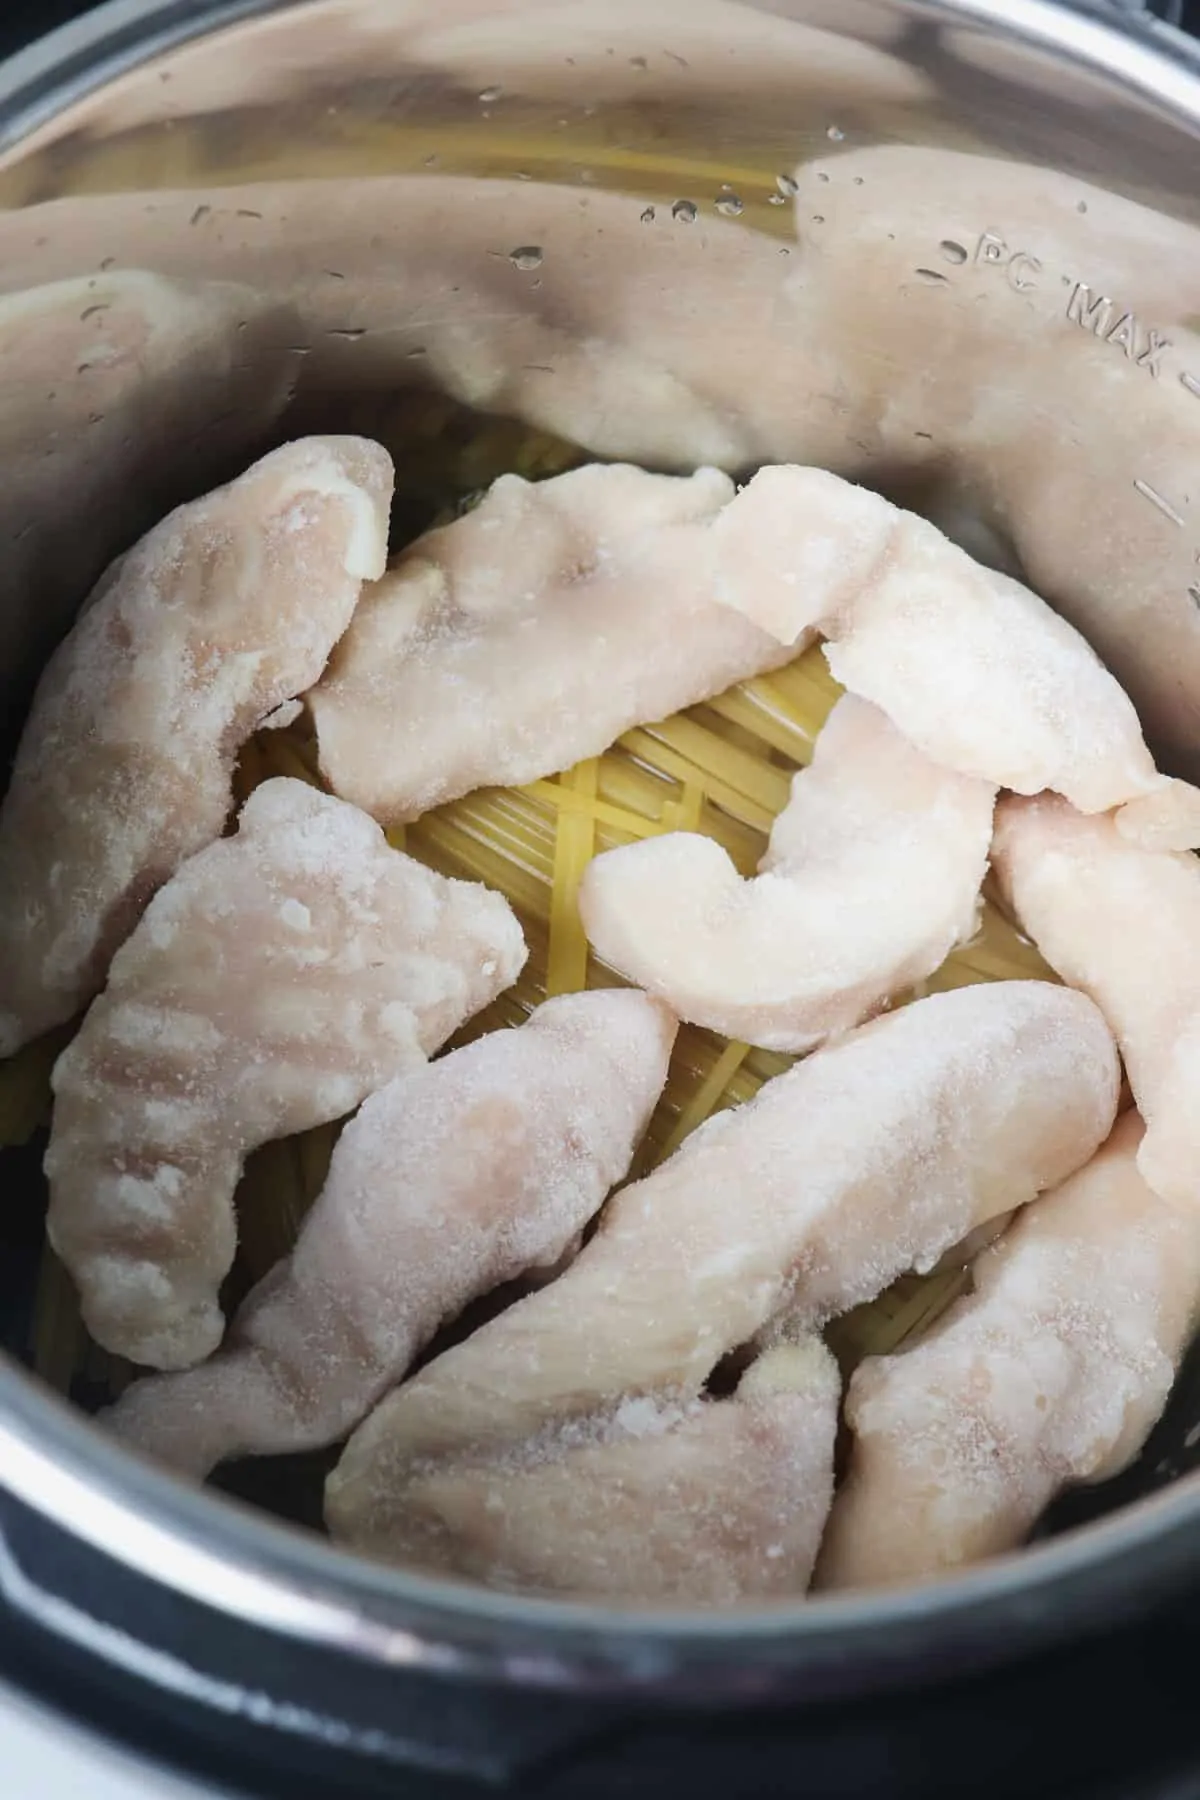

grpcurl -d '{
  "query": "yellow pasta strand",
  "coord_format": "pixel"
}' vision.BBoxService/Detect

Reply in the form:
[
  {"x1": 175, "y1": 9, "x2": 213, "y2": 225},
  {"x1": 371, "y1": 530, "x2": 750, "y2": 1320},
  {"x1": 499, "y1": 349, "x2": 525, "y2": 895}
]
[
  {"x1": 0, "y1": 1026, "x2": 72, "y2": 1149},
  {"x1": 546, "y1": 761, "x2": 599, "y2": 997},
  {"x1": 31, "y1": 1246, "x2": 84, "y2": 1394},
  {"x1": 658, "y1": 1038, "x2": 752, "y2": 1163}
]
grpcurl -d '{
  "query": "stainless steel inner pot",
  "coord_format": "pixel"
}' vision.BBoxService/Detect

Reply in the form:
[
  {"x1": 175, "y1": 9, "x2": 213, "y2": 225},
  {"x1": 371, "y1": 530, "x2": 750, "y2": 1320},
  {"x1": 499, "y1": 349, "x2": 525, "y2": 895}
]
[{"x1": 1, "y1": 0, "x2": 1200, "y2": 1730}]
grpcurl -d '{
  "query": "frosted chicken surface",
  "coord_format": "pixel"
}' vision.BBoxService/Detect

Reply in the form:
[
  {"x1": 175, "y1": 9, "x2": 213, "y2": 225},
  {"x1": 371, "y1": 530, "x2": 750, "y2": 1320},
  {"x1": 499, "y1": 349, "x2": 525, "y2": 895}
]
[
  {"x1": 382, "y1": 1339, "x2": 841, "y2": 1603},
  {"x1": 326, "y1": 983, "x2": 1118, "y2": 1585},
  {"x1": 105, "y1": 990, "x2": 674, "y2": 1472},
  {"x1": 308, "y1": 462, "x2": 795, "y2": 824},
  {"x1": 0, "y1": 436, "x2": 394, "y2": 1056},
  {"x1": 579, "y1": 695, "x2": 996, "y2": 1052},
  {"x1": 709, "y1": 466, "x2": 1200, "y2": 847},
  {"x1": 45, "y1": 779, "x2": 526, "y2": 1371},
  {"x1": 818, "y1": 1114, "x2": 1200, "y2": 1589},
  {"x1": 993, "y1": 793, "x2": 1200, "y2": 1212}
]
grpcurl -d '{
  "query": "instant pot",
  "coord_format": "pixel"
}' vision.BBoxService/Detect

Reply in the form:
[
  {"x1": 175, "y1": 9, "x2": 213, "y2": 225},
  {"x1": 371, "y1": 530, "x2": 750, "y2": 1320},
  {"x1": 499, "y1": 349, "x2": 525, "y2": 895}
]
[{"x1": 2, "y1": 0, "x2": 1200, "y2": 1794}]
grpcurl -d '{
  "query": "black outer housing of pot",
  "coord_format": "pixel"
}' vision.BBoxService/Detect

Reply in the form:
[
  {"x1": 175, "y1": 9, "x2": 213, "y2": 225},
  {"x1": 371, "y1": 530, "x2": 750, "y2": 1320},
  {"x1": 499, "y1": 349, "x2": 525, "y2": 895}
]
[
  {"x1": 2, "y1": 3, "x2": 1200, "y2": 1795},
  {"x1": 1, "y1": 1465, "x2": 1200, "y2": 1800}
]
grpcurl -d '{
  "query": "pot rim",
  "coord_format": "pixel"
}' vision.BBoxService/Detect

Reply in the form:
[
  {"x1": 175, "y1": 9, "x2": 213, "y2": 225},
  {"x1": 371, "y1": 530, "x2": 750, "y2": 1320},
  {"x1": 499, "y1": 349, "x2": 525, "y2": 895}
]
[
  {"x1": 4, "y1": 1354, "x2": 1200, "y2": 1695},
  {"x1": 3, "y1": 0, "x2": 1200, "y2": 1697}
]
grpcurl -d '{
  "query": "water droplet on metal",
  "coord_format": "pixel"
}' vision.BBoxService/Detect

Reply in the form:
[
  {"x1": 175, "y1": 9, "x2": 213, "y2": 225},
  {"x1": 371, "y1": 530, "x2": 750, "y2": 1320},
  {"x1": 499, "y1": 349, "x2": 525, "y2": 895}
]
[
  {"x1": 407, "y1": 346, "x2": 428, "y2": 359},
  {"x1": 629, "y1": 54, "x2": 648, "y2": 69},
  {"x1": 640, "y1": 205, "x2": 656, "y2": 224},
  {"x1": 1077, "y1": 199, "x2": 1088, "y2": 214},
  {"x1": 939, "y1": 239, "x2": 968, "y2": 265},
  {"x1": 826, "y1": 124, "x2": 845, "y2": 142},
  {"x1": 852, "y1": 175, "x2": 864, "y2": 186},
  {"x1": 479, "y1": 85, "x2": 503, "y2": 103},
  {"x1": 423, "y1": 154, "x2": 439, "y2": 168},
  {"x1": 775, "y1": 172, "x2": 798, "y2": 198},
  {"x1": 914, "y1": 268, "x2": 948, "y2": 285},
  {"x1": 767, "y1": 194, "x2": 786, "y2": 207},
  {"x1": 811, "y1": 214, "x2": 825, "y2": 225},
  {"x1": 509, "y1": 245, "x2": 544, "y2": 270},
  {"x1": 715, "y1": 193, "x2": 744, "y2": 217},
  {"x1": 671, "y1": 199, "x2": 698, "y2": 223}
]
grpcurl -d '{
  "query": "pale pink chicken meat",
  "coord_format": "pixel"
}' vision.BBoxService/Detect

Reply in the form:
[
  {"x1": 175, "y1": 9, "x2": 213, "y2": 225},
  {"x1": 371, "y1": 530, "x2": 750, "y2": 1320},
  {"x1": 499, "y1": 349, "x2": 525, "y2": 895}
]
[
  {"x1": 579, "y1": 695, "x2": 995, "y2": 1052},
  {"x1": 817, "y1": 1113, "x2": 1200, "y2": 1590},
  {"x1": 992, "y1": 793, "x2": 1200, "y2": 1213},
  {"x1": 307, "y1": 462, "x2": 795, "y2": 825},
  {"x1": 708, "y1": 466, "x2": 1200, "y2": 848},
  {"x1": 45, "y1": 778, "x2": 525, "y2": 1371},
  {"x1": 365, "y1": 1339, "x2": 841, "y2": 1603},
  {"x1": 105, "y1": 990, "x2": 674, "y2": 1472},
  {"x1": 0, "y1": 435, "x2": 394, "y2": 1057},
  {"x1": 326, "y1": 983, "x2": 1118, "y2": 1569}
]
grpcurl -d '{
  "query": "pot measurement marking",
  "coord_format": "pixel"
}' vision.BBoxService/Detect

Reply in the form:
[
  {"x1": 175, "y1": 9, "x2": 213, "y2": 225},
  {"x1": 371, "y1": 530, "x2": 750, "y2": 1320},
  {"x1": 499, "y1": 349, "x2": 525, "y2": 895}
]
[
  {"x1": 1133, "y1": 479, "x2": 1186, "y2": 529},
  {"x1": 974, "y1": 230, "x2": 1041, "y2": 291},
  {"x1": 1065, "y1": 282, "x2": 1170, "y2": 374},
  {"x1": 968, "y1": 233, "x2": 1200, "y2": 613}
]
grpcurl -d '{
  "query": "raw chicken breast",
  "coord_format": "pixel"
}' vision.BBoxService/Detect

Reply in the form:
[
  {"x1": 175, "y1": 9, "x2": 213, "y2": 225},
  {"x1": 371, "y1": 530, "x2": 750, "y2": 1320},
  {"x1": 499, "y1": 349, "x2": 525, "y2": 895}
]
[
  {"x1": 105, "y1": 990, "x2": 674, "y2": 1472},
  {"x1": 354, "y1": 1339, "x2": 840, "y2": 1603},
  {"x1": 579, "y1": 696, "x2": 995, "y2": 1051},
  {"x1": 45, "y1": 778, "x2": 525, "y2": 1371},
  {"x1": 327, "y1": 983, "x2": 1117, "y2": 1541},
  {"x1": 708, "y1": 466, "x2": 1200, "y2": 847},
  {"x1": 992, "y1": 793, "x2": 1200, "y2": 1212},
  {"x1": 0, "y1": 435, "x2": 394, "y2": 1056},
  {"x1": 817, "y1": 1114, "x2": 1200, "y2": 1589},
  {"x1": 308, "y1": 463, "x2": 793, "y2": 824}
]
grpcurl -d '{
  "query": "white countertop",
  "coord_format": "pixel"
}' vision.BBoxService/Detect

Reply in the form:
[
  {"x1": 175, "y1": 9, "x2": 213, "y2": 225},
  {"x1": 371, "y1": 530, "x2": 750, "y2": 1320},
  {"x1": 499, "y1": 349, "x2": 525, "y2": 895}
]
[{"x1": 1, "y1": 1677, "x2": 233, "y2": 1799}]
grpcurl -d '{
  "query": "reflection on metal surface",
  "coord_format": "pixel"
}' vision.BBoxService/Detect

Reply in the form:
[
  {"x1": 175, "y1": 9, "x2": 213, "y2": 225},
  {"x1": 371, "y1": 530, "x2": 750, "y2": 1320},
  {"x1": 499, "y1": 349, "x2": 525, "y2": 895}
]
[{"x1": 1, "y1": 0, "x2": 1200, "y2": 1690}]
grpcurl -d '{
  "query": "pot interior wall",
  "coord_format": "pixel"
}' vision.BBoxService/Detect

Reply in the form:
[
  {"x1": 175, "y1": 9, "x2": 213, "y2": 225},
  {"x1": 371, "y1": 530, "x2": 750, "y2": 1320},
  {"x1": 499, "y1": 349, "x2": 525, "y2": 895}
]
[{"x1": 1, "y1": 0, "x2": 1200, "y2": 1591}]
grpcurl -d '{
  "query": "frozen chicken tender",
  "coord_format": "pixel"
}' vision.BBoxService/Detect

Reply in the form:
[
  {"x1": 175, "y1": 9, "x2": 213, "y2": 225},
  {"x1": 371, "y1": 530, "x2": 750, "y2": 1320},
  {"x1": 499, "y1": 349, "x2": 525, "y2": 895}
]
[
  {"x1": 993, "y1": 793, "x2": 1200, "y2": 1212},
  {"x1": 308, "y1": 462, "x2": 794, "y2": 823},
  {"x1": 327, "y1": 983, "x2": 1117, "y2": 1547},
  {"x1": 818, "y1": 1114, "x2": 1200, "y2": 1589},
  {"x1": 579, "y1": 696, "x2": 995, "y2": 1051},
  {"x1": 45, "y1": 779, "x2": 525, "y2": 1371},
  {"x1": 353, "y1": 1340, "x2": 840, "y2": 1603},
  {"x1": 709, "y1": 466, "x2": 1200, "y2": 846},
  {"x1": 0, "y1": 436, "x2": 394, "y2": 1056},
  {"x1": 106, "y1": 991, "x2": 674, "y2": 1471}
]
